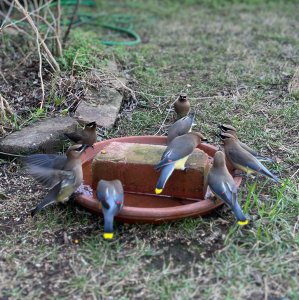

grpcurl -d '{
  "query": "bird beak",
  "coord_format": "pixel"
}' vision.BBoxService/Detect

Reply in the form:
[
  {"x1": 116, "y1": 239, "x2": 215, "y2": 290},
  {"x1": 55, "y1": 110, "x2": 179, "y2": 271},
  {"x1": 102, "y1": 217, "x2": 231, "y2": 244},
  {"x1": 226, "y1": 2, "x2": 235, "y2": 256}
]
[{"x1": 81, "y1": 144, "x2": 89, "y2": 152}]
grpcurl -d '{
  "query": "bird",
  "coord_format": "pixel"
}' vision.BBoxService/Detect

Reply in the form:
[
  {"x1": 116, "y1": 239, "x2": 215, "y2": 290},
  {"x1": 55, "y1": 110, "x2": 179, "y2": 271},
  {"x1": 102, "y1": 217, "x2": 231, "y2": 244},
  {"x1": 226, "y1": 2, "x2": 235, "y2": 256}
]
[
  {"x1": 24, "y1": 144, "x2": 87, "y2": 216},
  {"x1": 167, "y1": 114, "x2": 196, "y2": 144},
  {"x1": 64, "y1": 121, "x2": 97, "y2": 147},
  {"x1": 96, "y1": 180, "x2": 124, "y2": 240},
  {"x1": 208, "y1": 151, "x2": 248, "y2": 225},
  {"x1": 174, "y1": 93, "x2": 190, "y2": 119},
  {"x1": 220, "y1": 132, "x2": 280, "y2": 182},
  {"x1": 218, "y1": 124, "x2": 274, "y2": 163},
  {"x1": 155, "y1": 132, "x2": 207, "y2": 194}
]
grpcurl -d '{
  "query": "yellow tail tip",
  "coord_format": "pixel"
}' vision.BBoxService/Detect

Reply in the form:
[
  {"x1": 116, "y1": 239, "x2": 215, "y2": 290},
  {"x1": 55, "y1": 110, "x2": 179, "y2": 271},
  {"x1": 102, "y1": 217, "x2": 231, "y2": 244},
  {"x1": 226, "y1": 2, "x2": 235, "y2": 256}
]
[
  {"x1": 238, "y1": 220, "x2": 249, "y2": 226},
  {"x1": 155, "y1": 188, "x2": 163, "y2": 194},
  {"x1": 103, "y1": 233, "x2": 114, "y2": 239}
]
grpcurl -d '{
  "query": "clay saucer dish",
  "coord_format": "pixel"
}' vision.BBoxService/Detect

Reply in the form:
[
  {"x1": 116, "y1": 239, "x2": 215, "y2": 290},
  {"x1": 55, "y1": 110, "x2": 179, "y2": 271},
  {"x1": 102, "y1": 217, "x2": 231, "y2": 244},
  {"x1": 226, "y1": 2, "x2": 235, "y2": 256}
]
[{"x1": 75, "y1": 136, "x2": 242, "y2": 224}]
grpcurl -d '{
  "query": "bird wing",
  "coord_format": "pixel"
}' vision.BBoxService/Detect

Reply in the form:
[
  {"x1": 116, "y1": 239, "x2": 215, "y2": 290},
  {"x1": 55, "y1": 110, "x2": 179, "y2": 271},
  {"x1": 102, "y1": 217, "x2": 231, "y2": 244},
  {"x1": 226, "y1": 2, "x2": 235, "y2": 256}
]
[
  {"x1": 25, "y1": 165, "x2": 74, "y2": 188},
  {"x1": 96, "y1": 181, "x2": 111, "y2": 209},
  {"x1": 227, "y1": 147, "x2": 258, "y2": 171},
  {"x1": 112, "y1": 180, "x2": 124, "y2": 208},
  {"x1": 208, "y1": 171, "x2": 247, "y2": 222},
  {"x1": 179, "y1": 116, "x2": 193, "y2": 133},
  {"x1": 208, "y1": 168, "x2": 237, "y2": 206},
  {"x1": 155, "y1": 137, "x2": 195, "y2": 170},
  {"x1": 228, "y1": 148, "x2": 279, "y2": 182},
  {"x1": 239, "y1": 140, "x2": 274, "y2": 162},
  {"x1": 239, "y1": 141, "x2": 259, "y2": 157},
  {"x1": 168, "y1": 116, "x2": 193, "y2": 141},
  {"x1": 209, "y1": 178, "x2": 233, "y2": 205},
  {"x1": 31, "y1": 182, "x2": 61, "y2": 217},
  {"x1": 24, "y1": 154, "x2": 67, "y2": 170},
  {"x1": 224, "y1": 182, "x2": 237, "y2": 206},
  {"x1": 255, "y1": 156, "x2": 275, "y2": 163}
]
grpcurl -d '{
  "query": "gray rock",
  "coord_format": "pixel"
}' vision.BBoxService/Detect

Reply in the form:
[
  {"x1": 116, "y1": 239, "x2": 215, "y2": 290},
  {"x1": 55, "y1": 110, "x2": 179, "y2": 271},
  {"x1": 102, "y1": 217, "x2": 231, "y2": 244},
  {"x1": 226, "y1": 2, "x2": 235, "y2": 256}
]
[
  {"x1": 75, "y1": 86, "x2": 123, "y2": 128},
  {"x1": 75, "y1": 61, "x2": 127, "y2": 128},
  {"x1": 0, "y1": 117, "x2": 78, "y2": 155}
]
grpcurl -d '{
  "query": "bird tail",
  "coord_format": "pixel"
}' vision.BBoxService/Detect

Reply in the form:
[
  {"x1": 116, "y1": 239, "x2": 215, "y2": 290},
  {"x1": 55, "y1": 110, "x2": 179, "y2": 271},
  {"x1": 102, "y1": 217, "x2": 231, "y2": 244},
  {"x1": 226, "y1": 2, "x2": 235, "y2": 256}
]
[
  {"x1": 31, "y1": 183, "x2": 60, "y2": 217},
  {"x1": 246, "y1": 160, "x2": 280, "y2": 183},
  {"x1": 231, "y1": 200, "x2": 248, "y2": 226},
  {"x1": 154, "y1": 157, "x2": 170, "y2": 171},
  {"x1": 103, "y1": 213, "x2": 114, "y2": 240},
  {"x1": 255, "y1": 156, "x2": 275, "y2": 164},
  {"x1": 259, "y1": 164, "x2": 280, "y2": 183},
  {"x1": 155, "y1": 163, "x2": 175, "y2": 194}
]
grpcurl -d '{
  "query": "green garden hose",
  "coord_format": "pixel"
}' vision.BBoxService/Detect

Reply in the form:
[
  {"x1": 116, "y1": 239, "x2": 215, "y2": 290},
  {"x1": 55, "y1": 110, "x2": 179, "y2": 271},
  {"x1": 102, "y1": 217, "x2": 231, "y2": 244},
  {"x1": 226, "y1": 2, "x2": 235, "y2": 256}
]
[{"x1": 57, "y1": 0, "x2": 141, "y2": 46}]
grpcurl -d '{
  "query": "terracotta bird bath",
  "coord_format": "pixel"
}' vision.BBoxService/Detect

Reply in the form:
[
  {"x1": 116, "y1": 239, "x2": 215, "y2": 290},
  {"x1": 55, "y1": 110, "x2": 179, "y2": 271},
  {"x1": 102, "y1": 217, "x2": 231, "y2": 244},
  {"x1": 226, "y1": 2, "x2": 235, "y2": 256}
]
[{"x1": 75, "y1": 136, "x2": 242, "y2": 224}]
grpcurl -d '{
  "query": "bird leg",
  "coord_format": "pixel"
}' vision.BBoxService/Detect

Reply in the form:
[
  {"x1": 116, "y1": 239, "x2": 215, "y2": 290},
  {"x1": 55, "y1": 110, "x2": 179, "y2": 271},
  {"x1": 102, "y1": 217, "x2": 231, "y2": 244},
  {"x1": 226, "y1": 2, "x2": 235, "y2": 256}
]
[
  {"x1": 204, "y1": 187, "x2": 218, "y2": 204},
  {"x1": 183, "y1": 163, "x2": 191, "y2": 172}
]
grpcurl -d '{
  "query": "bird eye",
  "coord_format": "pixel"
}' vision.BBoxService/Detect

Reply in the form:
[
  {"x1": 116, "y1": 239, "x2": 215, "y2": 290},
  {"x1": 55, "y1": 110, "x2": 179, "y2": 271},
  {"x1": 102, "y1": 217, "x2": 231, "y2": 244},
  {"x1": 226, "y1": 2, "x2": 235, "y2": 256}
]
[
  {"x1": 75, "y1": 145, "x2": 85, "y2": 151},
  {"x1": 86, "y1": 122, "x2": 96, "y2": 127}
]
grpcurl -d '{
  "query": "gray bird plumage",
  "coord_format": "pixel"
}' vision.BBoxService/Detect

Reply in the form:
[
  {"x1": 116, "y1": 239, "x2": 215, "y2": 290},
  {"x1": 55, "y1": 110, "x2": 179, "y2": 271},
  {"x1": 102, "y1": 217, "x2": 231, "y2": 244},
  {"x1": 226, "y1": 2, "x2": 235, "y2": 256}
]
[
  {"x1": 96, "y1": 179, "x2": 124, "y2": 240},
  {"x1": 155, "y1": 132, "x2": 207, "y2": 194},
  {"x1": 220, "y1": 132, "x2": 280, "y2": 182},
  {"x1": 24, "y1": 144, "x2": 87, "y2": 216},
  {"x1": 208, "y1": 151, "x2": 248, "y2": 225},
  {"x1": 167, "y1": 114, "x2": 195, "y2": 144}
]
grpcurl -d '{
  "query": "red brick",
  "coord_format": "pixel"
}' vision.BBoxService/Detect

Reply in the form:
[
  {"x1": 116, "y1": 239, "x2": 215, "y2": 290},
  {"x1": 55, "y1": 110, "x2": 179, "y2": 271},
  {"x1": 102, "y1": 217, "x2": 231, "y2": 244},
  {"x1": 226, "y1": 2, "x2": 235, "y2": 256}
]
[{"x1": 91, "y1": 142, "x2": 210, "y2": 199}]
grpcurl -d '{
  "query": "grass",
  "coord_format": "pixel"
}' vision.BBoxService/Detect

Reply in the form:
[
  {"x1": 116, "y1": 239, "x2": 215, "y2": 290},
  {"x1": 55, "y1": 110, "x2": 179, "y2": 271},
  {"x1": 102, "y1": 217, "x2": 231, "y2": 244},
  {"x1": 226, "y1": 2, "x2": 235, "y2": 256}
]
[{"x1": 1, "y1": 0, "x2": 299, "y2": 299}]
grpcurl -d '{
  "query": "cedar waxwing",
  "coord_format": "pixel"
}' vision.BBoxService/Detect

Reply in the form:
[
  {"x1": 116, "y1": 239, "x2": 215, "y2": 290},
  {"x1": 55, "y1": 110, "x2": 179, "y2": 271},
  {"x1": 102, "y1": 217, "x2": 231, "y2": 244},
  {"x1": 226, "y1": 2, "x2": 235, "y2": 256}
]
[
  {"x1": 208, "y1": 151, "x2": 248, "y2": 225},
  {"x1": 96, "y1": 180, "x2": 124, "y2": 240},
  {"x1": 220, "y1": 132, "x2": 280, "y2": 182},
  {"x1": 155, "y1": 132, "x2": 207, "y2": 194},
  {"x1": 167, "y1": 114, "x2": 196, "y2": 145},
  {"x1": 24, "y1": 144, "x2": 87, "y2": 216},
  {"x1": 64, "y1": 121, "x2": 97, "y2": 147},
  {"x1": 218, "y1": 124, "x2": 274, "y2": 163},
  {"x1": 174, "y1": 93, "x2": 190, "y2": 119}
]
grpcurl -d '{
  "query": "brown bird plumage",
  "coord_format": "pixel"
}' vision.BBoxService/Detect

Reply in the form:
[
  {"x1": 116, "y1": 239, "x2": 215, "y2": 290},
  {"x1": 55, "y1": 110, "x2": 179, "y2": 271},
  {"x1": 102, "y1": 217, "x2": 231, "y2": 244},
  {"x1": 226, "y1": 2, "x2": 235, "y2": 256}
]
[
  {"x1": 220, "y1": 132, "x2": 279, "y2": 182},
  {"x1": 208, "y1": 151, "x2": 248, "y2": 225},
  {"x1": 64, "y1": 121, "x2": 97, "y2": 147},
  {"x1": 174, "y1": 93, "x2": 190, "y2": 119},
  {"x1": 24, "y1": 144, "x2": 87, "y2": 216},
  {"x1": 218, "y1": 124, "x2": 274, "y2": 163}
]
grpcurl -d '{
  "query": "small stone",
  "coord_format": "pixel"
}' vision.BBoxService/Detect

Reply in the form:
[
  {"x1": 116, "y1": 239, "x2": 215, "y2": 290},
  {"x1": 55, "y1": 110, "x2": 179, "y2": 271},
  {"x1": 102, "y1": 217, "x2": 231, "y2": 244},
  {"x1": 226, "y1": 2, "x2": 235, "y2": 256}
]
[
  {"x1": 0, "y1": 117, "x2": 78, "y2": 155},
  {"x1": 75, "y1": 87, "x2": 123, "y2": 128},
  {"x1": 75, "y1": 61, "x2": 127, "y2": 128}
]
